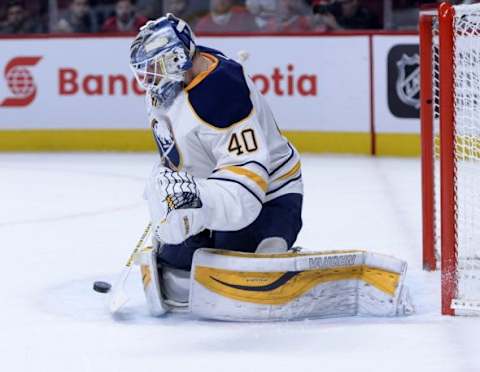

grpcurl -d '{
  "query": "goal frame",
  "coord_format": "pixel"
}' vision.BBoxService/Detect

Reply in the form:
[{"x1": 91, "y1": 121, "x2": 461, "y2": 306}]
[{"x1": 419, "y1": 2, "x2": 457, "y2": 316}]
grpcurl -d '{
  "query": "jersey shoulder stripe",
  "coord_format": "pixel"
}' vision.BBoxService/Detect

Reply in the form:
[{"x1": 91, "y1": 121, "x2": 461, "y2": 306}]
[{"x1": 186, "y1": 47, "x2": 253, "y2": 129}]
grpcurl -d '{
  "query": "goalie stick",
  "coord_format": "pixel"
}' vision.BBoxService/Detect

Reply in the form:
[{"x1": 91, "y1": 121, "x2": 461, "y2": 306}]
[
  {"x1": 110, "y1": 119, "x2": 176, "y2": 313},
  {"x1": 109, "y1": 223, "x2": 152, "y2": 314}
]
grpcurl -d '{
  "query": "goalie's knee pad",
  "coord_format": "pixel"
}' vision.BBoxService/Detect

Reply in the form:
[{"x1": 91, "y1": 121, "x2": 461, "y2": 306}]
[
  {"x1": 255, "y1": 237, "x2": 288, "y2": 253},
  {"x1": 162, "y1": 267, "x2": 190, "y2": 304}
]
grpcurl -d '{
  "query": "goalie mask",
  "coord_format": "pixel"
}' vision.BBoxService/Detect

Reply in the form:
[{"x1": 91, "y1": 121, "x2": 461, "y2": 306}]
[{"x1": 130, "y1": 13, "x2": 196, "y2": 107}]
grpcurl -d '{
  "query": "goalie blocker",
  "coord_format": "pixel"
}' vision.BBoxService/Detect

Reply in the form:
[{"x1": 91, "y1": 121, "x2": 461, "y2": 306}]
[{"x1": 136, "y1": 247, "x2": 414, "y2": 321}]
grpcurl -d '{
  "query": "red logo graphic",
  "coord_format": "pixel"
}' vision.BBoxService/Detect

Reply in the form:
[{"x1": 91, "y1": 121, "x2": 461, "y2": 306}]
[{"x1": 0, "y1": 56, "x2": 42, "y2": 107}]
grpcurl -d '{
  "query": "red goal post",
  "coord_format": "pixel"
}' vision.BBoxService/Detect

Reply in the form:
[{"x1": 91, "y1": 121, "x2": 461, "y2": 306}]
[{"x1": 420, "y1": 2, "x2": 480, "y2": 316}]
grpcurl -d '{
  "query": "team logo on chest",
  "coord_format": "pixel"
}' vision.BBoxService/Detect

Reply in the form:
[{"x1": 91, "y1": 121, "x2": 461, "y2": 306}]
[{"x1": 151, "y1": 117, "x2": 182, "y2": 170}]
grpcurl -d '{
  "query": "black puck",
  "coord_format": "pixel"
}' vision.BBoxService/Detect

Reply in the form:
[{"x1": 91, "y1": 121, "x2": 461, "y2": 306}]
[{"x1": 93, "y1": 281, "x2": 112, "y2": 293}]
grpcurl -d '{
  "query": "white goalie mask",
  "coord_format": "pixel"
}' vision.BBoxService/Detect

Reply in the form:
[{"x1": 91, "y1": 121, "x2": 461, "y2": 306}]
[{"x1": 130, "y1": 14, "x2": 196, "y2": 107}]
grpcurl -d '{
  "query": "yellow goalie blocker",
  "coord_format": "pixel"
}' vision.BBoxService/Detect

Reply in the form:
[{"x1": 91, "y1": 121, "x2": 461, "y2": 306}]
[{"x1": 189, "y1": 248, "x2": 414, "y2": 321}]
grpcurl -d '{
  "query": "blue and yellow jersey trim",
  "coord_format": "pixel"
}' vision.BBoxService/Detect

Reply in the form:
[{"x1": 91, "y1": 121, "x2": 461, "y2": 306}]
[
  {"x1": 185, "y1": 49, "x2": 254, "y2": 130},
  {"x1": 211, "y1": 161, "x2": 270, "y2": 204},
  {"x1": 222, "y1": 165, "x2": 268, "y2": 193},
  {"x1": 210, "y1": 148, "x2": 301, "y2": 204},
  {"x1": 273, "y1": 160, "x2": 301, "y2": 182},
  {"x1": 184, "y1": 52, "x2": 219, "y2": 92},
  {"x1": 266, "y1": 144, "x2": 302, "y2": 197}
]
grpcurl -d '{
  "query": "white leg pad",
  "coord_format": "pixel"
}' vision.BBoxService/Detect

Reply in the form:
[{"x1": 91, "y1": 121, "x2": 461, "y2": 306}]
[{"x1": 189, "y1": 249, "x2": 414, "y2": 321}]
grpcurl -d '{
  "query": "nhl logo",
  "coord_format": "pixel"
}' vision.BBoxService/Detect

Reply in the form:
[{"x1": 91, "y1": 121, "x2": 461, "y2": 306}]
[
  {"x1": 395, "y1": 53, "x2": 420, "y2": 109},
  {"x1": 387, "y1": 44, "x2": 420, "y2": 119}
]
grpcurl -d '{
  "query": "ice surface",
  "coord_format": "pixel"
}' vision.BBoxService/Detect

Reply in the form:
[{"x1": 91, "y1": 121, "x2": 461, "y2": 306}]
[{"x1": 0, "y1": 153, "x2": 479, "y2": 372}]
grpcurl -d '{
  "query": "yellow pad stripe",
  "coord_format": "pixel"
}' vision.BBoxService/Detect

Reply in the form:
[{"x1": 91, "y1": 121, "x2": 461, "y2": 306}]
[
  {"x1": 222, "y1": 166, "x2": 268, "y2": 192},
  {"x1": 195, "y1": 265, "x2": 400, "y2": 305},
  {"x1": 274, "y1": 161, "x2": 301, "y2": 181},
  {"x1": 141, "y1": 265, "x2": 152, "y2": 289}
]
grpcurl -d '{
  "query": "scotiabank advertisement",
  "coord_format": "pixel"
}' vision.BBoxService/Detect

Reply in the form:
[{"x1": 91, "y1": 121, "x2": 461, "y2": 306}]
[
  {"x1": 0, "y1": 38, "x2": 146, "y2": 129},
  {"x1": 0, "y1": 36, "x2": 370, "y2": 132}
]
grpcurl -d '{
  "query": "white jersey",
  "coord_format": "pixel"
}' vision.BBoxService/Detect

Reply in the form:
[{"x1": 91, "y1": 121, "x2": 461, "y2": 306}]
[{"x1": 146, "y1": 46, "x2": 303, "y2": 232}]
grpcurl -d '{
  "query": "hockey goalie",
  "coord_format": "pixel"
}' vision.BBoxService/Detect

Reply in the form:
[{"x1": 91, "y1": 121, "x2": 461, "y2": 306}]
[{"x1": 129, "y1": 14, "x2": 413, "y2": 321}]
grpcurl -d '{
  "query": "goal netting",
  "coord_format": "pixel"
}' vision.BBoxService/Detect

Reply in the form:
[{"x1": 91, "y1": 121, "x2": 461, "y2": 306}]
[{"x1": 420, "y1": 3, "x2": 480, "y2": 315}]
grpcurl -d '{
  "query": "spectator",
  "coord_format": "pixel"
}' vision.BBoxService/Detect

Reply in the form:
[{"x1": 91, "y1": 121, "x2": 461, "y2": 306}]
[
  {"x1": 56, "y1": 0, "x2": 98, "y2": 33},
  {"x1": 0, "y1": 0, "x2": 42, "y2": 34},
  {"x1": 390, "y1": 0, "x2": 444, "y2": 30},
  {"x1": 245, "y1": 0, "x2": 278, "y2": 31},
  {"x1": 389, "y1": 0, "x2": 420, "y2": 30},
  {"x1": 195, "y1": 0, "x2": 258, "y2": 33},
  {"x1": 313, "y1": 0, "x2": 380, "y2": 30},
  {"x1": 266, "y1": 0, "x2": 311, "y2": 33},
  {"x1": 102, "y1": 0, "x2": 148, "y2": 32},
  {"x1": 135, "y1": 0, "x2": 162, "y2": 19},
  {"x1": 163, "y1": 0, "x2": 203, "y2": 28},
  {"x1": 164, "y1": 0, "x2": 189, "y2": 17}
]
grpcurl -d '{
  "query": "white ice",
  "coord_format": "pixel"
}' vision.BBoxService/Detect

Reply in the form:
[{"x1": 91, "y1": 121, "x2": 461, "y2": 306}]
[{"x1": 1, "y1": 153, "x2": 478, "y2": 372}]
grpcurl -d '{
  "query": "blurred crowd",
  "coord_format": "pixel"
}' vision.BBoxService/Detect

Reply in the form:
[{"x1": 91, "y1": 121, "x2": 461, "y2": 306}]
[{"x1": 0, "y1": 0, "x2": 479, "y2": 35}]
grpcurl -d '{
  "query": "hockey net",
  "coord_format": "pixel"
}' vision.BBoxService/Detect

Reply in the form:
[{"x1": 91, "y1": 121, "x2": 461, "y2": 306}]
[{"x1": 420, "y1": 3, "x2": 480, "y2": 315}]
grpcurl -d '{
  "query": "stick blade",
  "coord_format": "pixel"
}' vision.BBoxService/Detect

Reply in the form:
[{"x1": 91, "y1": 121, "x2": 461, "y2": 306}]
[{"x1": 109, "y1": 290, "x2": 129, "y2": 313}]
